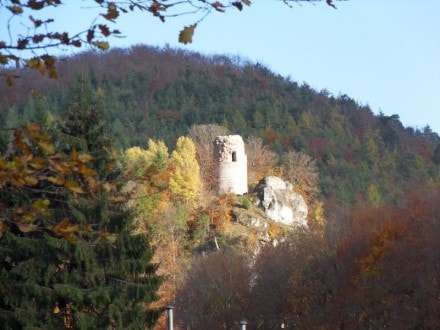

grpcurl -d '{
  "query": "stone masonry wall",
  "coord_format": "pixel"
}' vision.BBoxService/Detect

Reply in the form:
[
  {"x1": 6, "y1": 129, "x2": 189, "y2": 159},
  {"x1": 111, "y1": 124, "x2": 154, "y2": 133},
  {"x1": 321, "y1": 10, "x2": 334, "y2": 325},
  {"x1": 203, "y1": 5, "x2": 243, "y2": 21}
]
[{"x1": 213, "y1": 135, "x2": 248, "y2": 195}]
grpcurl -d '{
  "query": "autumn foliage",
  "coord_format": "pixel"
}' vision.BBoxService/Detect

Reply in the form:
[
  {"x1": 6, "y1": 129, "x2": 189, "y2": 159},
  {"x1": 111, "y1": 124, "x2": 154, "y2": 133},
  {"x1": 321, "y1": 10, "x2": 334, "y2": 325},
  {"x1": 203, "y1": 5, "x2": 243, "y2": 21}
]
[
  {"x1": 0, "y1": 123, "x2": 121, "y2": 242},
  {"x1": 1, "y1": 44, "x2": 440, "y2": 328}
]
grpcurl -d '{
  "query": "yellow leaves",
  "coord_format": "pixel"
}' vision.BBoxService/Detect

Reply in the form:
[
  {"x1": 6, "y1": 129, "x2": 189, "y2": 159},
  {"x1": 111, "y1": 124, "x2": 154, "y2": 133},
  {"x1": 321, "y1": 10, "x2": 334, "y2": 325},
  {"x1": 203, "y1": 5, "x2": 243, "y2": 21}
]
[
  {"x1": 179, "y1": 24, "x2": 197, "y2": 45},
  {"x1": 25, "y1": 56, "x2": 58, "y2": 78},
  {"x1": 367, "y1": 184, "x2": 382, "y2": 206},
  {"x1": 125, "y1": 146, "x2": 147, "y2": 163},
  {"x1": 308, "y1": 201, "x2": 326, "y2": 238},
  {"x1": 47, "y1": 174, "x2": 64, "y2": 185},
  {"x1": 1, "y1": 124, "x2": 110, "y2": 240},
  {"x1": 53, "y1": 304, "x2": 60, "y2": 314},
  {"x1": 25, "y1": 123, "x2": 56, "y2": 154},
  {"x1": 92, "y1": 41, "x2": 110, "y2": 51},
  {"x1": 29, "y1": 156, "x2": 46, "y2": 170},
  {"x1": 100, "y1": 231, "x2": 118, "y2": 243},
  {"x1": 33, "y1": 199, "x2": 50, "y2": 216},
  {"x1": 169, "y1": 136, "x2": 201, "y2": 205},
  {"x1": 64, "y1": 180, "x2": 85, "y2": 194},
  {"x1": 22, "y1": 174, "x2": 38, "y2": 186}
]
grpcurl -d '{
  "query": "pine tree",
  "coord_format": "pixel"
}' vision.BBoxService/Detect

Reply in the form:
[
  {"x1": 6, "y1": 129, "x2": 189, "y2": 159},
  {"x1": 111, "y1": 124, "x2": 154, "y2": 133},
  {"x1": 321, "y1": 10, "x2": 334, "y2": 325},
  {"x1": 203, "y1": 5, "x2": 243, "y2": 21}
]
[
  {"x1": 0, "y1": 216, "x2": 162, "y2": 329},
  {"x1": 0, "y1": 77, "x2": 163, "y2": 328},
  {"x1": 59, "y1": 74, "x2": 112, "y2": 178}
]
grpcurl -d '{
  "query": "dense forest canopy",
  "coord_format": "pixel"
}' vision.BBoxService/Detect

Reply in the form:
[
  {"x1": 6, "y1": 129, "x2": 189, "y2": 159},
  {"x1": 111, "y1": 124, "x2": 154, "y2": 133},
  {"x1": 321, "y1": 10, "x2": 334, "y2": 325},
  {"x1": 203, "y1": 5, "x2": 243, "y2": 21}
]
[
  {"x1": 1, "y1": 44, "x2": 440, "y2": 328},
  {"x1": 2, "y1": 44, "x2": 439, "y2": 205}
]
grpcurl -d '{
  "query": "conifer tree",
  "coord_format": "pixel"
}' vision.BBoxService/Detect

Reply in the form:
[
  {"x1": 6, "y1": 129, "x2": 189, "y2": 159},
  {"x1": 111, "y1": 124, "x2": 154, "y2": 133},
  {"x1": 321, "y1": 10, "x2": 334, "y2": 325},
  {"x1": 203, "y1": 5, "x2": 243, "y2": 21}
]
[
  {"x1": 59, "y1": 74, "x2": 112, "y2": 177},
  {"x1": 0, "y1": 76, "x2": 162, "y2": 328},
  {"x1": 0, "y1": 214, "x2": 162, "y2": 329}
]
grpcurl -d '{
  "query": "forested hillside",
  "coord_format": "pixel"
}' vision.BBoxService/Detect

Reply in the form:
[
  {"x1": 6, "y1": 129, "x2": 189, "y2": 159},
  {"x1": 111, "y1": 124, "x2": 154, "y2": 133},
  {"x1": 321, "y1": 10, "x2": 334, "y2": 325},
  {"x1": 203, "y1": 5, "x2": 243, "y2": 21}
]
[
  {"x1": 1, "y1": 45, "x2": 440, "y2": 328},
  {"x1": 2, "y1": 45, "x2": 440, "y2": 206}
]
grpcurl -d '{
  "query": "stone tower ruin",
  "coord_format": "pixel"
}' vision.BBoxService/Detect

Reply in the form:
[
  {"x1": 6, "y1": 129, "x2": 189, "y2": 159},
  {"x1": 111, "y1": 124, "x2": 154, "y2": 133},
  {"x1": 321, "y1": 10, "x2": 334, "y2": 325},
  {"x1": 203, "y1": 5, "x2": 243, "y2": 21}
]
[{"x1": 213, "y1": 135, "x2": 248, "y2": 195}]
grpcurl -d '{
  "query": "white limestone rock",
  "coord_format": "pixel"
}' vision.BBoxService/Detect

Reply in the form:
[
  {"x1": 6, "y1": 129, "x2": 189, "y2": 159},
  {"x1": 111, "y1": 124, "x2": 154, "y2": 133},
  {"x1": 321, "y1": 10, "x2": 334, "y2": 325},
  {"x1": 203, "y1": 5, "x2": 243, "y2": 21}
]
[{"x1": 256, "y1": 176, "x2": 308, "y2": 227}]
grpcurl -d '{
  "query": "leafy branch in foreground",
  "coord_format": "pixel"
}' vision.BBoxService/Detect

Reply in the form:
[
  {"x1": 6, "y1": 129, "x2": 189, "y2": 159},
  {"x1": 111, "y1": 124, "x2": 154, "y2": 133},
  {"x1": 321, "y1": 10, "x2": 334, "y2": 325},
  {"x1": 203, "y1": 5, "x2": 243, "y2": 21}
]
[{"x1": 0, "y1": 123, "x2": 121, "y2": 243}]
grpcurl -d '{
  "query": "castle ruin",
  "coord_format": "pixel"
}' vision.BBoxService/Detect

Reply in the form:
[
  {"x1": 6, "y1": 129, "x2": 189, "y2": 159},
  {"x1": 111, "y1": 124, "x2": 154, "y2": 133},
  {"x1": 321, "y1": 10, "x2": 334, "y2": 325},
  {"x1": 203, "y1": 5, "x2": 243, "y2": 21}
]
[{"x1": 213, "y1": 135, "x2": 248, "y2": 195}]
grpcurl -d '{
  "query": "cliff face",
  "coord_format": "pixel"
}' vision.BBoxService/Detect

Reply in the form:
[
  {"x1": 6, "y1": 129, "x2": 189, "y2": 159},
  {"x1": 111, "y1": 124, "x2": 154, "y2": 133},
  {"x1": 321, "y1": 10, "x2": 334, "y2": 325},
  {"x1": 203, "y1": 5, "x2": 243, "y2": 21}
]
[{"x1": 256, "y1": 176, "x2": 308, "y2": 227}]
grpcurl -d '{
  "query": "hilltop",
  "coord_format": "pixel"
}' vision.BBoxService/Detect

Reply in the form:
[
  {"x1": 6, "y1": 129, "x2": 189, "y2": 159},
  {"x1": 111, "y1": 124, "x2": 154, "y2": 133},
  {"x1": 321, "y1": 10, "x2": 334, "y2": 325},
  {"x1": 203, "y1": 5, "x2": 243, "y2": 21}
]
[{"x1": 1, "y1": 45, "x2": 440, "y2": 328}]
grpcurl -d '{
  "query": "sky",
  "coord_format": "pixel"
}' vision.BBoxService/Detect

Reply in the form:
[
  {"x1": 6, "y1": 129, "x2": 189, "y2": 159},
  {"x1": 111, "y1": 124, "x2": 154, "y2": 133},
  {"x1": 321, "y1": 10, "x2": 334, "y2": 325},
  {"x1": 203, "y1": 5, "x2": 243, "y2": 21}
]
[{"x1": 3, "y1": 1, "x2": 440, "y2": 133}]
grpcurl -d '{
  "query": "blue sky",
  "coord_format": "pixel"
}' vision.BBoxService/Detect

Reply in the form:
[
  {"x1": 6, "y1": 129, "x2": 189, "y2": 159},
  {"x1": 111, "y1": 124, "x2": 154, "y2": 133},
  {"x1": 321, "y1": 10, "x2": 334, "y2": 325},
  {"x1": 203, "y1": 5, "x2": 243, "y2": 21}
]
[{"x1": 3, "y1": 1, "x2": 440, "y2": 133}]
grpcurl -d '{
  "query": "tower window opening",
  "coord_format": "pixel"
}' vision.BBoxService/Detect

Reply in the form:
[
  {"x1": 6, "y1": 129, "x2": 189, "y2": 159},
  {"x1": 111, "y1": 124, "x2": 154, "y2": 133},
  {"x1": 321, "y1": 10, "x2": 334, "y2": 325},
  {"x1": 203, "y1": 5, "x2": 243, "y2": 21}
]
[{"x1": 232, "y1": 151, "x2": 237, "y2": 162}]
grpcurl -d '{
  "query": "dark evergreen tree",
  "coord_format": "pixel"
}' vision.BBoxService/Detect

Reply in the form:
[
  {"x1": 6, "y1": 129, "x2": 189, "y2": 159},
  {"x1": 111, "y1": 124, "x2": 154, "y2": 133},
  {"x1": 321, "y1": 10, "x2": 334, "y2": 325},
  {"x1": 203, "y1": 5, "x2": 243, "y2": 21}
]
[
  {"x1": 59, "y1": 74, "x2": 112, "y2": 177},
  {"x1": 0, "y1": 75, "x2": 162, "y2": 328},
  {"x1": 0, "y1": 216, "x2": 162, "y2": 329}
]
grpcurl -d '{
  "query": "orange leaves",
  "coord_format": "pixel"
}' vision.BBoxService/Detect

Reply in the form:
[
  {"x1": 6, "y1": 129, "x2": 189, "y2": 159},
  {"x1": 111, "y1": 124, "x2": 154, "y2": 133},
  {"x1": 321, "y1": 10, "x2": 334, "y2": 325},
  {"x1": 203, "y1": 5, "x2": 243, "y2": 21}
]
[
  {"x1": 6, "y1": 5, "x2": 23, "y2": 15},
  {"x1": 0, "y1": 124, "x2": 121, "y2": 239},
  {"x1": 51, "y1": 218, "x2": 89, "y2": 244},
  {"x1": 355, "y1": 220, "x2": 409, "y2": 279},
  {"x1": 64, "y1": 180, "x2": 85, "y2": 194},
  {"x1": 25, "y1": 55, "x2": 58, "y2": 78},
  {"x1": 101, "y1": 2, "x2": 119, "y2": 21},
  {"x1": 207, "y1": 193, "x2": 234, "y2": 229},
  {"x1": 212, "y1": 2, "x2": 225, "y2": 12}
]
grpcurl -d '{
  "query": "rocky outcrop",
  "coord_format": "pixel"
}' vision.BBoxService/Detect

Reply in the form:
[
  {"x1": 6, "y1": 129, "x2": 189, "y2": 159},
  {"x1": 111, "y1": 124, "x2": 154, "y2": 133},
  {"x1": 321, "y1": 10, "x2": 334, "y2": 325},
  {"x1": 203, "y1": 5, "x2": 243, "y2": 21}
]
[{"x1": 255, "y1": 176, "x2": 308, "y2": 227}]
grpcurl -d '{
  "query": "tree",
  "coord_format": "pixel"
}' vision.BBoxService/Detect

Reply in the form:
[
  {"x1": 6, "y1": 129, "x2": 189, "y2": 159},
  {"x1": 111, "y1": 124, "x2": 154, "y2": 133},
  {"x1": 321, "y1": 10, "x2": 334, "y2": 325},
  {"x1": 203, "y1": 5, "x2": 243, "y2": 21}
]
[
  {"x1": 0, "y1": 123, "x2": 112, "y2": 240},
  {"x1": 0, "y1": 0, "x2": 339, "y2": 83},
  {"x1": 188, "y1": 124, "x2": 229, "y2": 195},
  {"x1": 0, "y1": 123, "x2": 163, "y2": 328},
  {"x1": 59, "y1": 75, "x2": 112, "y2": 177},
  {"x1": 281, "y1": 150, "x2": 319, "y2": 200},
  {"x1": 175, "y1": 250, "x2": 252, "y2": 329},
  {"x1": 0, "y1": 75, "x2": 165, "y2": 328},
  {"x1": 331, "y1": 190, "x2": 440, "y2": 329},
  {"x1": 0, "y1": 211, "x2": 162, "y2": 328},
  {"x1": 246, "y1": 137, "x2": 278, "y2": 187},
  {"x1": 169, "y1": 136, "x2": 201, "y2": 207}
]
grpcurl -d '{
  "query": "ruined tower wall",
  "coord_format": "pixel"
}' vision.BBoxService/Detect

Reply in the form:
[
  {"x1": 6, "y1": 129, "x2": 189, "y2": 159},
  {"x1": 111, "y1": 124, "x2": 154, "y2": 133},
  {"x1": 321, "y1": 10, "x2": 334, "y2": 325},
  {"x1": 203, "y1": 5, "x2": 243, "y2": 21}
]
[{"x1": 213, "y1": 135, "x2": 248, "y2": 195}]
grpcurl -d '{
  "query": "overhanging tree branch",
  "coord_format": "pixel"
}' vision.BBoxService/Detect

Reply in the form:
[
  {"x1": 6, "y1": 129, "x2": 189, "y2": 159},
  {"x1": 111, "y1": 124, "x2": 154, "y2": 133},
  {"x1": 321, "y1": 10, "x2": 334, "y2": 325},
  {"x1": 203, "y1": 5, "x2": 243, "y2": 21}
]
[{"x1": 0, "y1": 0, "x2": 341, "y2": 83}]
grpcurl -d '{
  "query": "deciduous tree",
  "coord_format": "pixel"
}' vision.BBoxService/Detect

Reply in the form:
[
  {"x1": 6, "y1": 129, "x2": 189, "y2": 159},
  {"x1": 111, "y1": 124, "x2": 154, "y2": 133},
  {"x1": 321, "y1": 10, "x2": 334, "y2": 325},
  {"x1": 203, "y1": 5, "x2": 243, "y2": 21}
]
[
  {"x1": 281, "y1": 150, "x2": 319, "y2": 199},
  {"x1": 169, "y1": 136, "x2": 201, "y2": 207},
  {"x1": 246, "y1": 137, "x2": 278, "y2": 187},
  {"x1": 188, "y1": 124, "x2": 229, "y2": 195}
]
